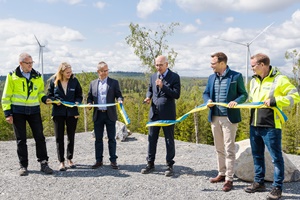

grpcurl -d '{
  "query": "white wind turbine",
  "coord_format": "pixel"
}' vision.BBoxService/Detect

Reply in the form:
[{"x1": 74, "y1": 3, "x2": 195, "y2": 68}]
[
  {"x1": 216, "y1": 22, "x2": 274, "y2": 89},
  {"x1": 34, "y1": 35, "x2": 45, "y2": 80}
]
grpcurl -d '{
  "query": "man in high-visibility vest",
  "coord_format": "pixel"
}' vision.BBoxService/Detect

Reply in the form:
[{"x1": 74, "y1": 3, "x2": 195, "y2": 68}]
[
  {"x1": 1, "y1": 52, "x2": 53, "y2": 176},
  {"x1": 244, "y1": 53, "x2": 300, "y2": 200}
]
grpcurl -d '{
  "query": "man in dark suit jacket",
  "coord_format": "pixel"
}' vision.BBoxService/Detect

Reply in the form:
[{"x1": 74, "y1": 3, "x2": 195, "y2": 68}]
[
  {"x1": 203, "y1": 52, "x2": 248, "y2": 192},
  {"x1": 141, "y1": 55, "x2": 181, "y2": 177},
  {"x1": 87, "y1": 61, "x2": 123, "y2": 170}
]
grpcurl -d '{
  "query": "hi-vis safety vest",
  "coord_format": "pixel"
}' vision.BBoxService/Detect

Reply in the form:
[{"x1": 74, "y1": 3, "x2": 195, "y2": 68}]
[
  {"x1": 1, "y1": 67, "x2": 46, "y2": 117},
  {"x1": 249, "y1": 67, "x2": 300, "y2": 129}
]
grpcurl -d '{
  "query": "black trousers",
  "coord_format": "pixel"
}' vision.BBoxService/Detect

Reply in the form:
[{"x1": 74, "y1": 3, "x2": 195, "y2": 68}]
[
  {"x1": 53, "y1": 116, "x2": 78, "y2": 162},
  {"x1": 12, "y1": 113, "x2": 49, "y2": 168},
  {"x1": 147, "y1": 115, "x2": 175, "y2": 166}
]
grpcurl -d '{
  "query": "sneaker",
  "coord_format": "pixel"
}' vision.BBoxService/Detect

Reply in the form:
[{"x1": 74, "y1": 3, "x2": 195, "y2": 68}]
[
  {"x1": 244, "y1": 182, "x2": 266, "y2": 193},
  {"x1": 141, "y1": 163, "x2": 155, "y2": 174},
  {"x1": 19, "y1": 167, "x2": 28, "y2": 176},
  {"x1": 40, "y1": 161, "x2": 53, "y2": 174},
  {"x1": 266, "y1": 187, "x2": 282, "y2": 200},
  {"x1": 165, "y1": 166, "x2": 173, "y2": 177}
]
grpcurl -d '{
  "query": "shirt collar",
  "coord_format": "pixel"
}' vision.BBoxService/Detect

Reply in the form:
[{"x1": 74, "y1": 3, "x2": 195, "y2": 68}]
[{"x1": 99, "y1": 77, "x2": 108, "y2": 83}]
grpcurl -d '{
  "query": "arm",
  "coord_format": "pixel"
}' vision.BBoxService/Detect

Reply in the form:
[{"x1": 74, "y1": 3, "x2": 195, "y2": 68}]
[
  {"x1": 233, "y1": 73, "x2": 248, "y2": 104},
  {"x1": 2, "y1": 73, "x2": 13, "y2": 118},
  {"x1": 161, "y1": 73, "x2": 181, "y2": 99},
  {"x1": 75, "y1": 79, "x2": 83, "y2": 104}
]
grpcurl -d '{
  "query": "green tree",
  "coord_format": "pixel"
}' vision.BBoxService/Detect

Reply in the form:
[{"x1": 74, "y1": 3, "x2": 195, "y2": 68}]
[
  {"x1": 285, "y1": 49, "x2": 300, "y2": 87},
  {"x1": 125, "y1": 22, "x2": 179, "y2": 73}
]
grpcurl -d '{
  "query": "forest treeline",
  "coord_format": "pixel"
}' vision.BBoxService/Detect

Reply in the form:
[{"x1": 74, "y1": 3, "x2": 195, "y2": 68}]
[{"x1": 0, "y1": 71, "x2": 299, "y2": 155}]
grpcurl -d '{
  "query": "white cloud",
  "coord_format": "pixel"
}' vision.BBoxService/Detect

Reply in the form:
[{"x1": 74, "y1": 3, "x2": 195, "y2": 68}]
[
  {"x1": 195, "y1": 19, "x2": 202, "y2": 25},
  {"x1": 225, "y1": 17, "x2": 234, "y2": 23},
  {"x1": 94, "y1": 1, "x2": 106, "y2": 9},
  {"x1": 175, "y1": 0, "x2": 299, "y2": 13},
  {"x1": 65, "y1": 0, "x2": 82, "y2": 5},
  {"x1": 137, "y1": 0, "x2": 163, "y2": 18},
  {"x1": 182, "y1": 24, "x2": 198, "y2": 33}
]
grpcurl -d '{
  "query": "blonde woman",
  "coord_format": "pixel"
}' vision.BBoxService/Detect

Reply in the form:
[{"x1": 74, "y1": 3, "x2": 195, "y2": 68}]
[{"x1": 47, "y1": 62, "x2": 83, "y2": 171}]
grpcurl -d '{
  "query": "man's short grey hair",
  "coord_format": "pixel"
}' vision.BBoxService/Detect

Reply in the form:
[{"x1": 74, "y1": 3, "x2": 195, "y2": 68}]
[
  {"x1": 19, "y1": 53, "x2": 32, "y2": 62},
  {"x1": 97, "y1": 61, "x2": 108, "y2": 70}
]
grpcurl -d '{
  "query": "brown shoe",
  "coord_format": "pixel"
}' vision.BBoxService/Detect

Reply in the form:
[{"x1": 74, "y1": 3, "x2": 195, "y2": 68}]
[
  {"x1": 91, "y1": 162, "x2": 103, "y2": 169},
  {"x1": 222, "y1": 181, "x2": 233, "y2": 192},
  {"x1": 209, "y1": 175, "x2": 226, "y2": 183},
  {"x1": 110, "y1": 162, "x2": 119, "y2": 169}
]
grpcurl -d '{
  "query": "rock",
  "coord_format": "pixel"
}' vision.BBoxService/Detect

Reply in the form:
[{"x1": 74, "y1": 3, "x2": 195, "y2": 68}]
[
  {"x1": 91, "y1": 121, "x2": 129, "y2": 141},
  {"x1": 235, "y1": 139, "x2": 300, "y2": 182}
]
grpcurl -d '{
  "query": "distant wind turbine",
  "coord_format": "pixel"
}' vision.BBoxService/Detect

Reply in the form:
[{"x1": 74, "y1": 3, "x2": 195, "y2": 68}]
[
  {"x1": 34, "y1": 35, "x2": 45, "y2": 80},
  {"x1": 216, "y1": 22, "x2": 274, "y2": 88}
]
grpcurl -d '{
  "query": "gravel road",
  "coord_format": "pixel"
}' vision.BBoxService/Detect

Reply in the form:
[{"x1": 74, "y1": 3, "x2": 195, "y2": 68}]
[{"x1": 0, "y1": 132, "x2": 299, "y2": 200}]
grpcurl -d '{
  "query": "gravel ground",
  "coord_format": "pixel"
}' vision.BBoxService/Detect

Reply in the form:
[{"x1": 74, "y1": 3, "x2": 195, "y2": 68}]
[{"x1": 0, "y1": 132, "x2": 299, "y2": 200}]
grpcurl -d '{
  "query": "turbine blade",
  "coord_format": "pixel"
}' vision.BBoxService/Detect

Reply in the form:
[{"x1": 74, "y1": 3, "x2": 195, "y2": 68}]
[
  {"x1": 34, "y1": 34, "x2": 42, "y2": 47},
  {"x1": 215, "y1": 37, "x2": 247, "y2": 46},
  {"x1": 249, "y1": 22, "x2": 274, "y2": 45}
]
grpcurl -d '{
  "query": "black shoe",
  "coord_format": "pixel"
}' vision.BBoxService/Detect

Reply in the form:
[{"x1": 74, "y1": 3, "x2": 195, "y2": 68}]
[
  {"x1": 267, "y1": 187, "x2": 282, "y2": 200},
  {"x1": 91, "y1": 162, "x2": 103, "y2": 169},
  {"x1": 165, "y1": 166, "x2": 173, "y2": 177},
  {"x1": 40, "y1": 161, "x2": 53, "y2": 174},
  {"x1": 141, "y1": 163, "x2": 155, "y2": 174},
  {"x1": 19, "y1": 167, "x2": 28, "y2": 176},
  {"x1": 68, "y1": 160, "x2": 76, "y2": 169},
  {"x1": 244, "y1": 182, "x2": 266, "y2": 193},
  {"x1": 110, "y1": 162, "x2": 119, "y2": 169}
]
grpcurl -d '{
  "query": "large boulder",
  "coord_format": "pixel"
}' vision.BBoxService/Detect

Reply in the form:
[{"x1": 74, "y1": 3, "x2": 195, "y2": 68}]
[
  {"x1": 91, "y1": 121, "x2": 131, "y2": 142},
  {"x1": 235, "y1": 139, "x2": 300, "y2": 182}
]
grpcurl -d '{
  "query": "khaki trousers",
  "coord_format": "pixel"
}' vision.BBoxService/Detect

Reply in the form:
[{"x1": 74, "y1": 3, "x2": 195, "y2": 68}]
[{"x1": 211, "y1": 116, "x2": 238, "y2": 181}]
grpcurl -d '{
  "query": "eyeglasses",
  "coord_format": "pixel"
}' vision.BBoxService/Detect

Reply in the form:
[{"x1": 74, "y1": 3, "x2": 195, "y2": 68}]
[
  {"x1": 155, "y1": 63, "x2": 166, "y2": 67},
  {"x1": 99, "y1": 69, "x2": 109, "y2": 73},
  {"x1": 251, "y1": 63, "x2": 260, "y2": 68},
  {"x1": 211, "y1": 62, "x2": 219, "y2": 65},
  {"x1": 22, "y1": 61, "x2": 34, "y2": 65}
]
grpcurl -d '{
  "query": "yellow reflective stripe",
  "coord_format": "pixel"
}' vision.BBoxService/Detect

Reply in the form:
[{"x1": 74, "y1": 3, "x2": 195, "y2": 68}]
[
  {"x1": 1, "y1": 100, "x2": 11, "y2": 104},
  {"x1": 12, "y1": 102, "x2": 40, "y2": 106},
  {"x1": 2, "y1": 94, "x2": 13, "y2": 98},
  {"x1": 12, "y1": 95, "x2": 40, "y2": 101},
  {"x1": 269, "y1": 75, "x2": 280, "y2": 98}
]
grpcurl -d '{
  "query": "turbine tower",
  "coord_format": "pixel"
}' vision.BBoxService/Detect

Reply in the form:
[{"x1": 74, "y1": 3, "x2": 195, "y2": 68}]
[
  {"x1": 216, "y1": 22, "x2": 274, "y2": 89},
  {"x1": 34, "y1": 35, "x2": 45, "y2": 80}
]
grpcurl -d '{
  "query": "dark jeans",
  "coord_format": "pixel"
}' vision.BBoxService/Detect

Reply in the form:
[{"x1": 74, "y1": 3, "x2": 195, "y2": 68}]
[
  {"x1": 53, "y1": 116, "x2": 78, "y2": 162},
  {"x1": 94, "y1": 111, "x2": 117, "y2": 162},
  {"x1": 12, "y1": 113, "x2": 49, "y2": 168},
  {"x1": 250, "y1": 126, "x2": 284, "y2": 189},
  {"x1": 147, "y1": 116, "x2": 175, "y2": 166}
]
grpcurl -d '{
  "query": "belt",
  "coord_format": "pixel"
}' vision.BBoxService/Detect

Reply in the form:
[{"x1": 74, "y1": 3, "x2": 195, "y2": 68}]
[{"x1": 98, "y1": 110, "x2": 107, "y2": 112}]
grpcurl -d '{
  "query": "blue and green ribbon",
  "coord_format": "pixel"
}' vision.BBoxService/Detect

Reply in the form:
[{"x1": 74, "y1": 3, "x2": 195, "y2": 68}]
[
  {"x1": 50, "y1": 100, "x2": 130, "y2": 125},
  {"x1": 146, "y1": 102, "x2": 287, "y2": 127}
]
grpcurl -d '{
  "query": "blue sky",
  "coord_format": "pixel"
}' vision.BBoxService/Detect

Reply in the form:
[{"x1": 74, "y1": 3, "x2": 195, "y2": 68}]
[{"x1": 0, "y1": 0, "x2": 300, "y2": 78}]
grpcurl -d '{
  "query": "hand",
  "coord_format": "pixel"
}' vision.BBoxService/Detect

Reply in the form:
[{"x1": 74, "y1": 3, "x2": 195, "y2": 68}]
[
  {"x1": 87, "y1": 103, "x2": 92, "y2": 110},
  {"x1": 227, "y1": 101, "x2": 237, "y2": 108},
  {"x1": 264, "y1": 99, "x2": 271, "y2": 107},
  {"x1": 6, "y1": 116, "x2": 13, "y2": 124},
  {"x1": 143, "y1": 97, "x2": 150, "y2": 104},
  {"x1": 207, "y1": 100, "x2": 214, "y2": 108},
  {"x1": 155, "y1": 79, "x2": 163, "y2": 88},
  {"x1": 45, "y1": 98, "x2": 52, "y2": 105}
]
